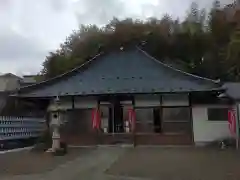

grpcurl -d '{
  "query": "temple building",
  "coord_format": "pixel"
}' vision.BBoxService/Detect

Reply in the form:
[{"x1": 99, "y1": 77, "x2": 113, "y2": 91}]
[{"x1": 15, "y1": 46, "x2": 236, "y2": 146}]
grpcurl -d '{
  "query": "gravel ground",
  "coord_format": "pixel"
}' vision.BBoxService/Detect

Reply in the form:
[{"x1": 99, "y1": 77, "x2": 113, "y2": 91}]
[{"x1": 107, "y1": 147, "x2": 240, "y2": 180}]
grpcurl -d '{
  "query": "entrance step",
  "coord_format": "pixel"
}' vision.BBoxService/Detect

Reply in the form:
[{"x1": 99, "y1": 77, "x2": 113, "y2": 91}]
[
  {"x1": 99, "y1": 134, "x2": 134, "y2": 145},
  {"x1": 135, "y1": 134, "x2": 193, "y2": 145}
]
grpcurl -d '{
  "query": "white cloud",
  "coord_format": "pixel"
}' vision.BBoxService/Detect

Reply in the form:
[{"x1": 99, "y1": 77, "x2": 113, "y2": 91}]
[{"x1": 0, "y1": 0, "x2": 234, "y2": 75}]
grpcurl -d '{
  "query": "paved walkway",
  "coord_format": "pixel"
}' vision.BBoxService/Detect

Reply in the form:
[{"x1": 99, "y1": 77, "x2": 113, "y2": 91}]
[
  {"x1": 0, "y1": 147, "x2": 93, "y2": 176},
  {"x1": 108, "y1": 147, "x2": 240, "y2": 180},
  {"x1": 1, "y1": 147, "x2": 128, "y2": 180},
  {"x1": 2, "y1": 146, "x2": 240, "y2": 180}
]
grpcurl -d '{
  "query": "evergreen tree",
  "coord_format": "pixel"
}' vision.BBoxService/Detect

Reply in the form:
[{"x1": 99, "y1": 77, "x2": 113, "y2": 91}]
[{"x1": 40, "y1": 1, "x2": 240, "y2": 81}]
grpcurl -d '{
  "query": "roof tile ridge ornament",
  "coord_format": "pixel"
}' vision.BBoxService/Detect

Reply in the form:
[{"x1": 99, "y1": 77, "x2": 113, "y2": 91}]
[
  {"x1": 135, "y1": 46, "x2": 221, "y2": 85},
  {"x1": 18, "y1": 52, "x2": 104, "y2": 92}
]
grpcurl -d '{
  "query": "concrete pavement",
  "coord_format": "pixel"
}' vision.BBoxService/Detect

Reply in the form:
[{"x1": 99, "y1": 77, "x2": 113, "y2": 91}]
[{"x1": 1, "y1": 147, "x2": 128, "y2": 180}]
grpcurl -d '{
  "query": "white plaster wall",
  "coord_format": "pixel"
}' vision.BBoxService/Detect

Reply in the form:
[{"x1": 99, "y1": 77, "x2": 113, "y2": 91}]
[
  {"x1": 135, "y1": 95, "x2": 160, "y2": 107},
  {"x1": 74, "y1": 97, "x2": 97, "y2": 109},
  {"x1": 134, "y1": 94, "x2": 189, "y2": 107},
  {"x1": 162, "y1": 94, "x2": 189, "y2": 106},
  {"x1": 192, "y1": 105, "x2": 232, "y2": 144},
  {"x1": 48, "y1": 97, "x2": 97, "y2": 111}
]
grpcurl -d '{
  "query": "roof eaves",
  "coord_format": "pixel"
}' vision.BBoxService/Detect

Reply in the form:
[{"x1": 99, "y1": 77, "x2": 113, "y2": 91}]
[
  {"x1": 0, "y1": 73, "x2": 22, "y2": 80},
  {"x1": 18, "y1": 52, "x2": 104, "y2": 93},
  {"x1": 136, "y1": 46, "x2": 220, "y2": 85},
  {"x1": 14, "y1": 87, "x2": 224, "y2": 98}
]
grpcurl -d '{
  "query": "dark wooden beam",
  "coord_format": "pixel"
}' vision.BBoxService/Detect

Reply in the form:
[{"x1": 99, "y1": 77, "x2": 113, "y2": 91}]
[
  {"x1": 71, "y1": 96, "x2": 75, "y2": 109},
  {"x1": 189, "y1": 93, "x2": 194, "y2": 145}
]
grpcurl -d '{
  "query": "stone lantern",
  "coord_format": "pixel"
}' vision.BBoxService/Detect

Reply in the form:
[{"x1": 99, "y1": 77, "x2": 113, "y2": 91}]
[{"x1": 47, "y1": 96, "x2": 62, "y2": 152}]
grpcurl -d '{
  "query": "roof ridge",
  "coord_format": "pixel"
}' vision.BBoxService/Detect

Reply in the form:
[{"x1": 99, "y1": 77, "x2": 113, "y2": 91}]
[
  {"x1": 18, "y1": 53, "x2": 103, "y2": 92},
  {"x1": 136, "y1": 46, "x2": 220, "y2": 84}
]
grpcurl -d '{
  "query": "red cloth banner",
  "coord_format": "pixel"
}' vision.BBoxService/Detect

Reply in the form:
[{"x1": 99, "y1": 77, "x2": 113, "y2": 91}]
[
  {"x1": 228, "y1": 109, "x2": 237, "y2": 136},
  {"x1": 92, "y1": 109, "x2": 100, "y2": 129},
  {"x1": 128, "y1": 108, "x2": 136, "y2": 131}
]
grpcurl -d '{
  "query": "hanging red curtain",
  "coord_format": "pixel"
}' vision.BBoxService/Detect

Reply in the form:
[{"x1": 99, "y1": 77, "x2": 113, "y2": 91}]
[
  {"x1": 92, "y1": 108, "x2": 101, "y2": 129},
  {"x1": 128, "y1": 108, "x2": 136, "y2": 131},
  {"x1": 228, "y1": 108, "x2": 237, "y2": 136}
]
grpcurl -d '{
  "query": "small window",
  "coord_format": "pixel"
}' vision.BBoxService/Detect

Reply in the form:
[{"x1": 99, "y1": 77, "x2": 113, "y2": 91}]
[
  {"x1": 162, "y1": 94, "x2": 189, "y2": 106},
  {"x1": 207, "y1": 108, "x2": 229, "y2": 121},
  {"x1": 53, "y1": 113, "x2": 58, "y2": 119}
]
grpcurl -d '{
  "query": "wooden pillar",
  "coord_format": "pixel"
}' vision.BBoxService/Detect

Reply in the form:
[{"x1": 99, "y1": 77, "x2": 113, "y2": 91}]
[
  {"x1": 160, "y1": 95, "x2": 163, "y2": 135},
  {"x1": 71, "y1": 96, "x2": 75, "y2": 109},
  {"x1": 96, "y1": 99, "x2": 100, "y2": 145},
  {"x1": 189, "y1": 93, "x2": 194, "y2": 145},
  {"x1": 132, "y1": 96, "x2": 136, "y2": 147},
  {"x1": 235, "y1": 103, "x2": 240, "y2": 150}
]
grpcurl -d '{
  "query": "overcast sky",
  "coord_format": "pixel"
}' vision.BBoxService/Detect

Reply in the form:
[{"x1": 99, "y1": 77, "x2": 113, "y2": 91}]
[{"x1": 0, "y1": 0, "x2": 233, "y2": 76}]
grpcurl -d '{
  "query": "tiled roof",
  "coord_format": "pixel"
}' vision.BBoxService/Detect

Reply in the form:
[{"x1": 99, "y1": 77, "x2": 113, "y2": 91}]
[{"x1": 17, "y1": 47, "x2": 222, "y2": 97}]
